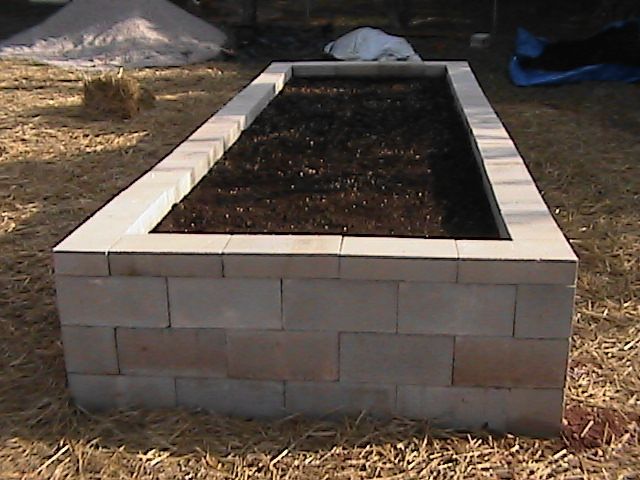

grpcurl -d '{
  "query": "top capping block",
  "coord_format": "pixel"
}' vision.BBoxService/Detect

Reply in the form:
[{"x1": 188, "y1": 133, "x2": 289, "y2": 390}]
[
  {"x1": 53, "y1": 61, "x2": 577, "y2": 283},
  {"x1": 292, "y1": 61, "x2": 445, "y2": 78},
  {"x1": 341, "y1": 236, "x2": 457, "y2": 259}
]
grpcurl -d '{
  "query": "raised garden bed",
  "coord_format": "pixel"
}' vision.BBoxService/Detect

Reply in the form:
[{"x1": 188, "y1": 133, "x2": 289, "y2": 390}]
[{"x1": 53, "y1": 61, "x2": 578, "y2": 437}]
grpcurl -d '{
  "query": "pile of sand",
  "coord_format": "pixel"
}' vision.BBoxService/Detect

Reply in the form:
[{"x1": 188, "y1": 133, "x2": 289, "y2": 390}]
[{"x1": 0, "y1": 0, "x2": 227, "y2": 69}]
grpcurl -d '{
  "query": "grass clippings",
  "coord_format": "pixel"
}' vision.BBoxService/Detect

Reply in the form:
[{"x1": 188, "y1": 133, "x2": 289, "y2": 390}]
[{"x1": 0, "y1": 26, "x2": 639, "y2": 480}]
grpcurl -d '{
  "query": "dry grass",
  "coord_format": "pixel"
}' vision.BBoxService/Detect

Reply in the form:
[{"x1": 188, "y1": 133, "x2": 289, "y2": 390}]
[
  {"x1": 83, "y1": 71, "x2": 155, "y2": 119},
  {"x1": 1, "y1": 39, "x2": 639, "y2": 479}
]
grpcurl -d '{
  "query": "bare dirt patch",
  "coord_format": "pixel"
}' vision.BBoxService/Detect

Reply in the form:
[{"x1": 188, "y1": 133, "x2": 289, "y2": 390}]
[{"x1": 563, "y1": 405, "x2": 638, "y2": 451}]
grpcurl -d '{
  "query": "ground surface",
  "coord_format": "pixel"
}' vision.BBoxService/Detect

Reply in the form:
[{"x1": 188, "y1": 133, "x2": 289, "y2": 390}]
[
  {"x1": 0, "y1": 1, "x2": 638, "y2": 479},
  {"x1": 157, "y1": 77, "x2": 499, "y2": 238}
]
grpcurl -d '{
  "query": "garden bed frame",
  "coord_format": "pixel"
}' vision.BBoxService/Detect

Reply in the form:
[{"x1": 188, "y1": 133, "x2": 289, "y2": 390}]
[{"x1": 53, "y1": 61, "x2": 577, "y2": 437}]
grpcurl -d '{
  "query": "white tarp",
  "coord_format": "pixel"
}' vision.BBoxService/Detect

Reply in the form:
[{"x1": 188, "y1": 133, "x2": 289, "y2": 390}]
[
  {"x1": 0, "y1": 0, "x2": 227, "y2": 69},
  {"x1": 324, "y1": 27, "x2": 421, "y2": 62}
]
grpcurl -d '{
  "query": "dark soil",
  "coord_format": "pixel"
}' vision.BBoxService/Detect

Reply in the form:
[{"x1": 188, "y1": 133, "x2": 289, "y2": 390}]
[{"x1": 155, "y1": 76, "x2": 501, "y2": 238}]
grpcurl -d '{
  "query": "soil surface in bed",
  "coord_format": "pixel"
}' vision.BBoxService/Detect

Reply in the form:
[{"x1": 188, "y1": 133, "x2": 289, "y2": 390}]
[{"x1": 156, "y1": 76, "x2": 501, "y2": 238}]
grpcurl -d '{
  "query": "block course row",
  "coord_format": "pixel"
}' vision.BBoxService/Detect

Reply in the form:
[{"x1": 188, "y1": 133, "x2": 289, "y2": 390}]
[
  {"x1": 62, "y1": 327, "x2": 569, "y2": 389},
  {"x1": 66, "y1": 374, "x2": 563, "y2": 436},
  {"x1": 57, "y1": 276, "x2": 574, "y2": 338},
  {"x1": 56, "y1": 238, "x2": 577, "y2": 285}
]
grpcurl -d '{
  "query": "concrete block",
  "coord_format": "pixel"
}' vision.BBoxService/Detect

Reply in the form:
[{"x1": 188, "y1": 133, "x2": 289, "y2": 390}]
[
  {"x1": 453, "y1": 337, "x2": 569, "y2": 388},
  {"x1": 225, "y1": 254, "x2": 339, "y2": 279},
  {"x1": 168, "y1": 278, "x2": 281, "y2": 329},
  {"x1": 56, "y1": 276, "x2": 169, "y2": 327},
  {"x1": 67, "y1": 374, "x2": 176, "y2": 410},
  {"x1": 53, "y1": 215, "x2": 134, "y2": 257},
  {"x1": 117, "y1": 328, "x2": 226, "y2": 377},
  {"x1": 97, "y1": 178, "x2": 177, "y2": 232},
  {"x1": 340, "y1": 257, "x2": 457, "y2": 282},
  {"x1": 422, "y1": 63, "x2": 448, "y2": 77},
  {"x1": 110, "y1": 254, "x2": 222, "y2": 277},
  {"x1": 190, "y1": 119, "x2": 241, "y2": 149},
  {"x1": 259, "y1": 62, "x2": 293, "y2": 92},
  {"x1": 264, "y1": 62, "x2": 293, "y2": 75},
  {"x1": 292, "y1": 62, "x2": 340, "y2": 77},
  {"x1": 458, "y1": 259, "x2": 577, "y2": 286},
  {"x1": 515, "y1": 285, "x2": 575, "y2": 338},
  {"x1": 152, "y1": 146, "x2": 221, "y2": 185},
  {"x1": 397, "y1": 386, "x2": 507, "y2": 431},
  {"x1": 223, "y1": 235, "x2": 341, "y2": 278},
  {"x1": 133, "y1": 170, "x2": 195, "y2": 204},
  {"x1": 334, "y1": 62, "x2": 381, "y2": 77},
  {"x1": 340, "y1": 333, "x2": 454, "y2": 385},
  {"x1": 109, "y1": 234, "x2": 229, "y2": 277},
  {"x1": 228, "y1": 331, "x2": 338, "y2": 381},
  {"x1": 376, "y1": 62, "x2": 430, "y2": 77},
  {"x1": 283, "y1": 279, "x2": 396, "y2": 332},
  {"x1": 216, "y1": 83, "x2": 275, "y2": 129},
  {"x1": 501, "y1": 210, "x2": 566, "y2": 241},
  {"x1": 340, "y1": 237, "x2": 457, "y2": 282},
  {"x1": 399, "y1": 283, "x2": 515, "y2": 336},
  {"x1": 225, "y1": 235, "x2": 341, "y2": 255},
  {"x1": 456, "y1": 240, "x2": 578, "y2": 285},
  {"x1": 506, "y1": 388, "x2": 564, "y2": 437},
  {"x1": 469, "y1": 239, "x2": 577, "y2": 262},
  {"x1": 177, "y1": 378, "x2": 285, "y2": 417},
  {"x1": 483, "y1": 162, "x2": 533, "y2": 186},
  {"x1": 61, "y1": 326, "x2": 118, "y2": 374},
  {"x1": 54, "y1": 252, "x2": 109, "y2": 276},
  {"x1": 286, "y1": 382, "x2": 395, "y2": 417},
  {"x1": 490, "y1": 182, "x2": 545, "y2": 208},
  {"x1": 254, "y1": 71, "x2": 289, "y2": 93}
]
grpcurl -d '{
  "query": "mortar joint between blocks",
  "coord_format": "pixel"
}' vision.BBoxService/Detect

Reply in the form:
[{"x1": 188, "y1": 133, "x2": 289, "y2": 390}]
[
  {"x1": 337, "y1": 235, "x2": 345, "y2": 278},
  {"x1": 512, "y1": 285, "x2": 519, "y2": 337},
  {"x1": 113, "y1": 327, "x2": 122, "y2": 375},
  {"x1": 282, "y1": 380, "x2": 287, "y2": 411},
  {"x1": 395, "y1": 282, "x2": 400, "y2": 333},
  {"x1": 279, "y1": 279, "x2": 284, "y2": 330},
  {"x1": 453, "y1": 242, "x2": 460, "y2": 283},
  {"x1": 451, "y1": 336, "x2": 457, "y2": 386},
  {"x1": 220, "y1": 235, "x2": 232, "y2": 278},
  {"x1": 164, "y1": 277, "x2": 172, "y2": 327},
  {"x1": 393, "y1": 385, "x2": 399, "y2": 414}
]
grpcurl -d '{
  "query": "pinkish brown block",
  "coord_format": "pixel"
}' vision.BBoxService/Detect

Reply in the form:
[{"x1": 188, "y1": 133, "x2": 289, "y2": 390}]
[
  {"x1": 228, "y1": 331, "x2": 338, "y2": 381},
  {"x1": 453, "y1": 337, "x2": 569, "y2": 388},
  {"x1": 117, "y1": 328, "x2": 226, "y2": 377}
]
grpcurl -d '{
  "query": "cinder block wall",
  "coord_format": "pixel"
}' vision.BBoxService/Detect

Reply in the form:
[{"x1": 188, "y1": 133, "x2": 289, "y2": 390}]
[{"x1": 57, "y1": 266, "x2": 574, "y2": 436}]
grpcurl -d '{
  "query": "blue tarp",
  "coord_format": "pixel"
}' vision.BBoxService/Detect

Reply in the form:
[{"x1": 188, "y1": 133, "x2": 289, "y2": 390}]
[{"x1": 509, "y1": 26, "x2": 640, "y2": 86}]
